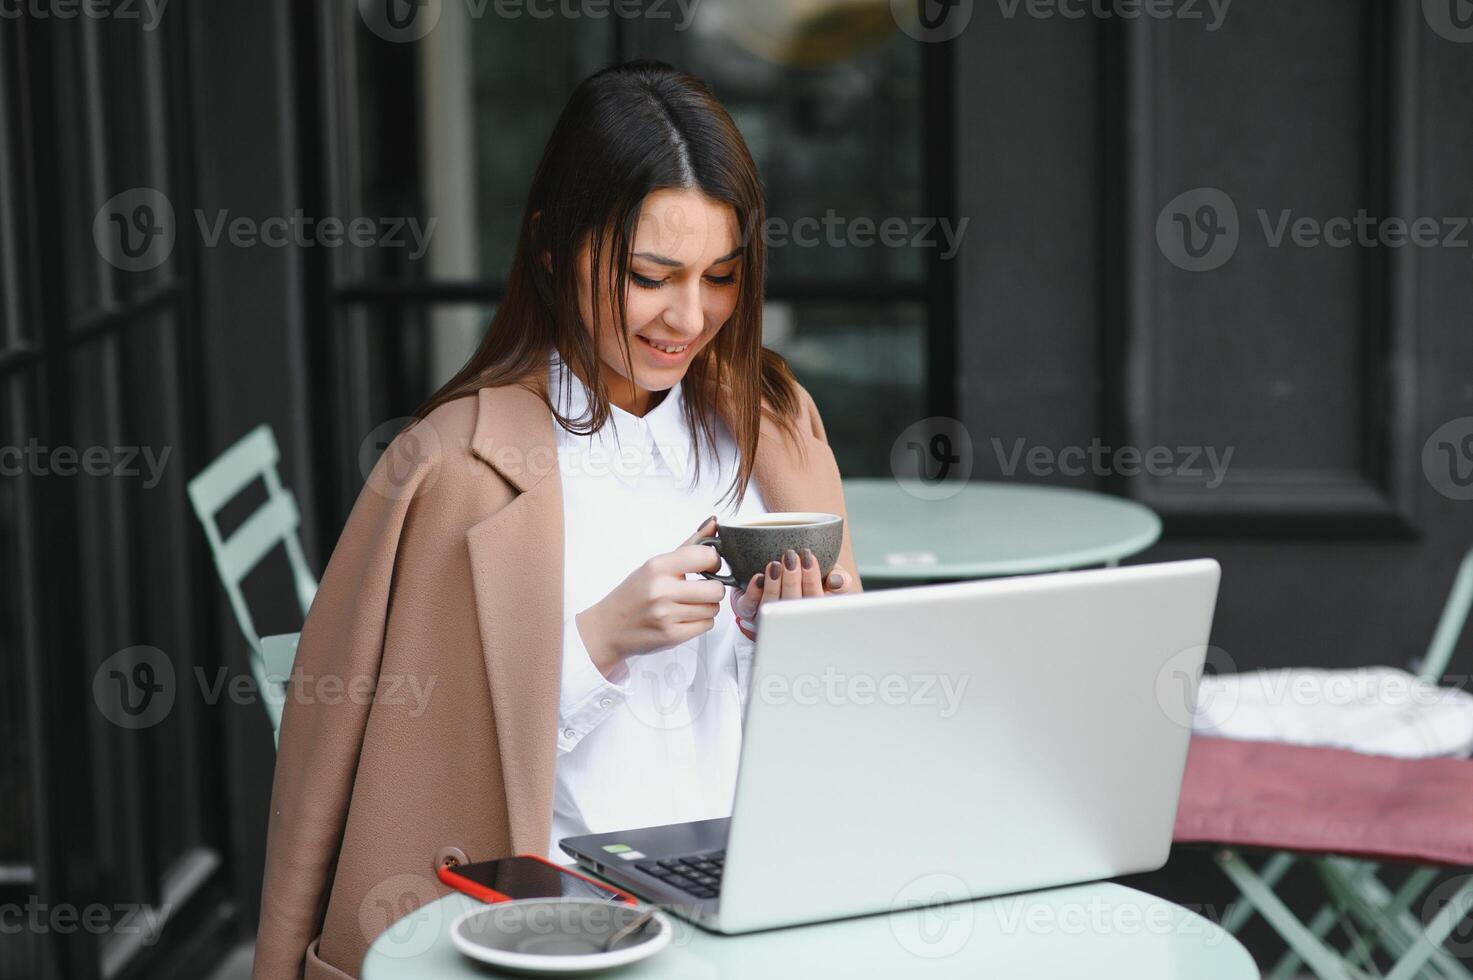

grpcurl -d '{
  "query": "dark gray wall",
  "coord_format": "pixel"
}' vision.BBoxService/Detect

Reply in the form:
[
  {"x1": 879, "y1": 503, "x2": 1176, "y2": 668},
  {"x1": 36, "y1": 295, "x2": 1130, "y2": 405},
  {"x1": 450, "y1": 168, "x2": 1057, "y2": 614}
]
[{"x1": 956, "y1": 0, "x2": 1473, "y2": 678}]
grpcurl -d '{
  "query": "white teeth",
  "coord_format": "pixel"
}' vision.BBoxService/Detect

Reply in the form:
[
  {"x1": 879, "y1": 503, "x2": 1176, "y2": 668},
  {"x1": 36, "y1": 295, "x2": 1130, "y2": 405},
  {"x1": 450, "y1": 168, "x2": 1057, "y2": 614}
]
[{"x1": 643, "y1": 337, "x2": 688, "y2": 354}]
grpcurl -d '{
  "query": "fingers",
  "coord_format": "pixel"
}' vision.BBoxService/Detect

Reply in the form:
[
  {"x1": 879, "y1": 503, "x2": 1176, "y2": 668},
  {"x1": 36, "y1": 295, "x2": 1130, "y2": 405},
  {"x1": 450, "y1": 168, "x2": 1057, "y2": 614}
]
[
  {"x1": 761, "y1": 560, "x2": 784, "y2": 608},
  {"x1": 658, "y1": 543, "x2": 722, "y2": 576},
  {"x1": 799, "y1": 548, "x2": 823, "y2": 597},
  {"x1": 824, "y1": 566, "x2": 850, "y2": 594},
  {"x1": 667, "y1": 617, "x2": 717, "y2": 645},
  {"x1": 668, "y1": 578, "x2": 727, "y2": 604},
  {"x1": 733, "y1": 573, "x2": 763, "y2": 620},
  {"x1": 680, "y1": 515, "x2": 718, "y2": 547},
  {"x1": 779, "y1": 548, "x2": 803, "y2": 598},
  {"x1": 670, "y1": 601, "x2": 722, "y2": 623}
]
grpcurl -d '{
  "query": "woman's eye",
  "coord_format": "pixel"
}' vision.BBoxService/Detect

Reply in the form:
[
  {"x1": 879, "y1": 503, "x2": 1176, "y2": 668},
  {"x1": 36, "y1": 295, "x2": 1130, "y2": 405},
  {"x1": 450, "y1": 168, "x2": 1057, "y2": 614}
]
[
  {"x1": 705, "y1": 272, "x2": 737, "y2": 286},
  {"x1": 631, "y1": 272, "x2": 665, "y2": 289}
]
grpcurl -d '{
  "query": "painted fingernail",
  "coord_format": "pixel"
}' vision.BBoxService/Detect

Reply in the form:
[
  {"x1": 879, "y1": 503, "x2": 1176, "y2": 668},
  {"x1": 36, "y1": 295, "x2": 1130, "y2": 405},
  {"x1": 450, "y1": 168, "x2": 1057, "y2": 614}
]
[
  {"x1": 768, "y1": 560, "x2": 782, "y2": 578},
  {"x1": 828, "y1": 571, "x2": 846, "y2": 590},
  {"x1": 754, "y1": 573, "x2": 765, "y2": 587},
  {"x1": 699, "y1": 515, "x2": 716, "y2": 529},
  {"x1": 784, "y1": 549, "x2": 798, "y2": 571},
  {"x1": 801, "y1": 548, "x2": 816, "y2": 569}
]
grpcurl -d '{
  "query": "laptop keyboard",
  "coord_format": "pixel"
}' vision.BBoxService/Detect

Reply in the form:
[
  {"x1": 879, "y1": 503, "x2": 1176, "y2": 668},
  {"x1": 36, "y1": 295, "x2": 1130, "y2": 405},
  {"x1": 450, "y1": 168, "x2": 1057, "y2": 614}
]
[{"x1": 634, "y1": 850, "x2": 724, "y2": 899}]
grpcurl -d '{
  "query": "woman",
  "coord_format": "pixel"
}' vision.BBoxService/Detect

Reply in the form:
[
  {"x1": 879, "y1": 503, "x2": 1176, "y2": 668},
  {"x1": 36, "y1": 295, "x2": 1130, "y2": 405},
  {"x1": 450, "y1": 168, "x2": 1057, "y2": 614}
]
[{"x1": 253, "y1": 61, "x2": 861, "y2": 980}]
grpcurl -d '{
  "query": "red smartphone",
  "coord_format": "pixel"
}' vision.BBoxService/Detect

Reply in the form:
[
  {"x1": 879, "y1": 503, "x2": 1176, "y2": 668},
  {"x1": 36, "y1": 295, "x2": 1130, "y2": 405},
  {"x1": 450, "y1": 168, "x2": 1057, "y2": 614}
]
[{"x1": 438, "y1": 854, "x2": 638, "y2": 905}]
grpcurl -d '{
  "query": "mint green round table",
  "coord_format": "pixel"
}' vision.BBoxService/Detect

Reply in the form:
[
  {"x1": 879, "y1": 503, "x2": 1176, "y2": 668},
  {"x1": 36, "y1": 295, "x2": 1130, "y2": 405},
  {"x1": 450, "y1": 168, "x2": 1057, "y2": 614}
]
[
  {"x1": 361, "y1": 880, "x2": 1256, "y2": 978},
  {"x1": 842, "y1": 479, "x2": 1162, "y2": 581}
]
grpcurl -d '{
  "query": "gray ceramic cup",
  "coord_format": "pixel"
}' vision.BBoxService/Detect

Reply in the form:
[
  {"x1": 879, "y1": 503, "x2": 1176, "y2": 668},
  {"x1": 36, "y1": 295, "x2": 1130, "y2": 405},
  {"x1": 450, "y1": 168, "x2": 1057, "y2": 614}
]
[{"x1": 698, "y1": 512, "x2": 844, "y2": 590}]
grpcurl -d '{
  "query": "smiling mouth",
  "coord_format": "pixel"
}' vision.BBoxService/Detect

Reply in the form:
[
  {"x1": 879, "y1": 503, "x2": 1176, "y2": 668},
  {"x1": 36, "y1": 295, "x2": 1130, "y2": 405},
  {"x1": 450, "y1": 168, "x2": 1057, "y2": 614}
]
[{"x1": 636, "y1": 335, "x2": 690, "y2": 355}]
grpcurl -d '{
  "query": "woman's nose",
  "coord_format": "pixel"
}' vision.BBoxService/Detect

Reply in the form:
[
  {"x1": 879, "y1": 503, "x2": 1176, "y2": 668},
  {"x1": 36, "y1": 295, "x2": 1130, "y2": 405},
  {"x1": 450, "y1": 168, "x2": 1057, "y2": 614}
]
[{"x1": 662, "y1": 281, "x2": 704, "y2": 336}]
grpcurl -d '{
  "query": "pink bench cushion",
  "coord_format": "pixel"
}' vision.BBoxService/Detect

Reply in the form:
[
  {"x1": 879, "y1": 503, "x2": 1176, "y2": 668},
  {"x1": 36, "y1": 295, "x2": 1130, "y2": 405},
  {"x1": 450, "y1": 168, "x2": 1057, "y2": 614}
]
[{"x1": 1173, "y1": 736, "x2": 1473, "y2": 867}]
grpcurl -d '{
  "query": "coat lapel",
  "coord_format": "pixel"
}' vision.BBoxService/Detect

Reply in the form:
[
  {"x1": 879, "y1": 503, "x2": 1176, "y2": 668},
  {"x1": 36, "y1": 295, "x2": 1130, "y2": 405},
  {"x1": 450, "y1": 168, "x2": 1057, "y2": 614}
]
[
  {"x1": 462, "y1": 372, "x2": 822, "y2": 854},
  {"x1": 465, "y1": 380, "x2": 565, "y2": 854}
]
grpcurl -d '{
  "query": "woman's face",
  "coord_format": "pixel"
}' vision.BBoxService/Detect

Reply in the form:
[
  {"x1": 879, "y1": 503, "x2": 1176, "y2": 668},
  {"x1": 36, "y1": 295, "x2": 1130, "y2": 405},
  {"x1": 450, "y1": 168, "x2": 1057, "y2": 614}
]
[{"x1": 577, "y1": 187, "x2": 743, "y2": 414}]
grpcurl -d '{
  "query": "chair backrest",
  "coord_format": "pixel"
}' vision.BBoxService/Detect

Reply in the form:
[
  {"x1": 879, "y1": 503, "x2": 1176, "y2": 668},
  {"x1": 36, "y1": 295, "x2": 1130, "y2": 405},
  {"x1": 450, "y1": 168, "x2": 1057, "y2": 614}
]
[
  {"x1": 188, "y1": 426, "x2": 318, "y2": 746},
  {"x1": 1418, "y1": 545, "x2": 1473, "y2": 683},
  {"x1": 187, "y1": 425, "x2": 318, "y2": 651}
]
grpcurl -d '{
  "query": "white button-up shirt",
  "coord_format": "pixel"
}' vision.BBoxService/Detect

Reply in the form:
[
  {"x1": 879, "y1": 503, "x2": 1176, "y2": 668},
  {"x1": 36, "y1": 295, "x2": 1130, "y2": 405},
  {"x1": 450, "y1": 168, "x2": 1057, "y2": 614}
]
[{"x1": 547, "y1": 351, "x2": 767, "y2": 861}]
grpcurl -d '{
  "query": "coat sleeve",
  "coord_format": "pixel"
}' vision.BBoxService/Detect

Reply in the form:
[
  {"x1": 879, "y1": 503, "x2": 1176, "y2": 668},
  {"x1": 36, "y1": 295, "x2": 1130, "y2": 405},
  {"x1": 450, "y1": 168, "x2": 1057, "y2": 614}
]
[{"x1": 251, "y1": 426, "x2": 442, "y2": 980}]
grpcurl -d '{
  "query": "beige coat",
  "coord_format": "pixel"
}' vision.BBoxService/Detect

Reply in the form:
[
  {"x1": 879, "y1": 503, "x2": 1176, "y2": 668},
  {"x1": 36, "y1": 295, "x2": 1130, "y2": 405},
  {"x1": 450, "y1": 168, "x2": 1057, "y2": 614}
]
[{"x1": 252, "y1": 371, "x2": 860, "y2": 979}]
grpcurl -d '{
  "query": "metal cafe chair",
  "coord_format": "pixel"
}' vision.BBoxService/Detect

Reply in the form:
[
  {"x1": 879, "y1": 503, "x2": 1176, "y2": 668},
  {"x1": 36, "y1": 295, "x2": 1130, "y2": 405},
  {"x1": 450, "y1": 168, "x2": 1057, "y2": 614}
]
[
  {"x1": 186, "y1": 425, "x2": 318, "y2": 747},
  {"x1": 1211, "y1": 546, "x2": 1473, "y2": 980}
]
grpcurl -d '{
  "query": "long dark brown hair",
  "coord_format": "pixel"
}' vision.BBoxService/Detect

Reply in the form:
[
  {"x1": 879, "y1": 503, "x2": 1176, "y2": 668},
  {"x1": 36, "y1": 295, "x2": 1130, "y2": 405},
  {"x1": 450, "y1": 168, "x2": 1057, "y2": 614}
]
[{"x1": 415, "y1": 60, "x2": 803, "y2": 505}]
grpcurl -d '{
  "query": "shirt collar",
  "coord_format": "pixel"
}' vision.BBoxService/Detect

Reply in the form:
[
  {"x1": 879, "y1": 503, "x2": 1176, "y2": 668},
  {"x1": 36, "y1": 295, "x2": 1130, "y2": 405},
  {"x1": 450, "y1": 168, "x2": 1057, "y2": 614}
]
[{"x1": 547, "y1": 350, "x2": 694, "y2": 479}]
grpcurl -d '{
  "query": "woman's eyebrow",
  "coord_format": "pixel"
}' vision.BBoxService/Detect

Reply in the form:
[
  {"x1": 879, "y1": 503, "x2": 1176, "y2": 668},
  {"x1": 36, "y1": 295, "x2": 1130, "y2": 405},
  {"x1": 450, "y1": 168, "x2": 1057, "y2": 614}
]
[{"x1": 631, "y1": 246, "x2": 745, "y2": 268}]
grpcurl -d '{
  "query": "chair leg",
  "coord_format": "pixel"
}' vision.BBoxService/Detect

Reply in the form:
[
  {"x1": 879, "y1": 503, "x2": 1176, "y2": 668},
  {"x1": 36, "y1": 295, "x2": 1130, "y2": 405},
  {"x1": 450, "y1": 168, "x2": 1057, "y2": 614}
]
[
  {"x1": 1383, "y1": 875, "x2": 1473, "y2": 980},
  {"x1": 1222, "y1": 850, "x2": 1298, "y2": 934},
  {"x1": 1267, "y1": 903, "x2": 1345, "y2": 980},
  {"x1": 1318, "y1": 859, "x2": 1473, "y2": 980},
  {"x1": 1216, "y1": 849, "x2": 1361, "y2": 980},
  {"x1": 1268, "y1": 860, "x2": 1382, "y2": 980}
]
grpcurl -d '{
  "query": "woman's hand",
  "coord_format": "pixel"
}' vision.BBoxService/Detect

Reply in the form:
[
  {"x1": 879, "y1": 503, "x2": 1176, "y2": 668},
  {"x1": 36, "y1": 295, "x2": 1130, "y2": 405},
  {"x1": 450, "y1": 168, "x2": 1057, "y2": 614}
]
[
  {"x1": 731, "y1": 548, "x2": 851, "y2": 639},
  {"x1": 575, "y1": 517, "x2": 727, "y2": 679}
]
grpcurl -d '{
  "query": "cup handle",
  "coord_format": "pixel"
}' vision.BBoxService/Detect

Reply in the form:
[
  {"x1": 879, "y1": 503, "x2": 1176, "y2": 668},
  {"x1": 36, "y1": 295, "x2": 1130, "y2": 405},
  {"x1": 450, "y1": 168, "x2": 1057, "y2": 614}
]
[{"x1": 695, "y1": 535, "x2": 738, "y2": 588}]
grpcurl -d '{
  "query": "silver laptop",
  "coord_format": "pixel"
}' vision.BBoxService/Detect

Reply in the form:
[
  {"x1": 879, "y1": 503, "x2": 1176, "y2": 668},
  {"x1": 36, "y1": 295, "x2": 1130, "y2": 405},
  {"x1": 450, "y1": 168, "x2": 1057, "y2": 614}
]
[{"x1": 561, "y1": 558, "x2": 1221, "y2": 933}]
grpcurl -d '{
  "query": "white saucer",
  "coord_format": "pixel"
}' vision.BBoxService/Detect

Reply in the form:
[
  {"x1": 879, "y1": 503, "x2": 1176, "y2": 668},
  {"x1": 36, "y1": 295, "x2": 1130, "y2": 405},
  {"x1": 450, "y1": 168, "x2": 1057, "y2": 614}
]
[{"x1": 449, "y1": 898, "x2": 672, "y2": 975}]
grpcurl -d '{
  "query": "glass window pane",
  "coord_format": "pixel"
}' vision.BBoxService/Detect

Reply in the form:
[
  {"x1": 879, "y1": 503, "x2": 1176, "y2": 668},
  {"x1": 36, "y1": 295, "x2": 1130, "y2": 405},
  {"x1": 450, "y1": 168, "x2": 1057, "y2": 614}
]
[
  {"x1": 767, "y1": 300, "x2": 926, "y2": 477},
  {"x1": 625, "y1": 3, "x2": 925, "y2": 287}
]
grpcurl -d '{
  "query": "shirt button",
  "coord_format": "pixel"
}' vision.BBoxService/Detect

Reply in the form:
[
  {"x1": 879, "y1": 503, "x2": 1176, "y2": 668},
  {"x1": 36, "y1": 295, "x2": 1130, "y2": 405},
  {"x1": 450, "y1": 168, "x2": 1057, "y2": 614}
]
[
  {"x1": 600, "y1": 698, "x2": 613, "y2": 708},
  {"x1": 563, "y1": 728, "x2": 577, "y2": 739}
]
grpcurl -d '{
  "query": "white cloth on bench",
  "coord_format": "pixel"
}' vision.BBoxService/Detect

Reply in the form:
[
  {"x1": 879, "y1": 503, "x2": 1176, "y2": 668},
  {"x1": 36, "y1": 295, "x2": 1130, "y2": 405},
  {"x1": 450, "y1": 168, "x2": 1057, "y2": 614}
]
[{"x1": 1192, "y1": 666, "x2": 1473, "y2": 759}]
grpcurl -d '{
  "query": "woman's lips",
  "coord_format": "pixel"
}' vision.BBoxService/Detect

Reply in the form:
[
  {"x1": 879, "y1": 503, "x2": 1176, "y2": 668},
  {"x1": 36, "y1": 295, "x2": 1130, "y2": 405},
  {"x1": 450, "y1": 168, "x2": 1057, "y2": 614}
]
[{"x1": 636, "y1": 334, "x2": 692, "y2": 362}]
